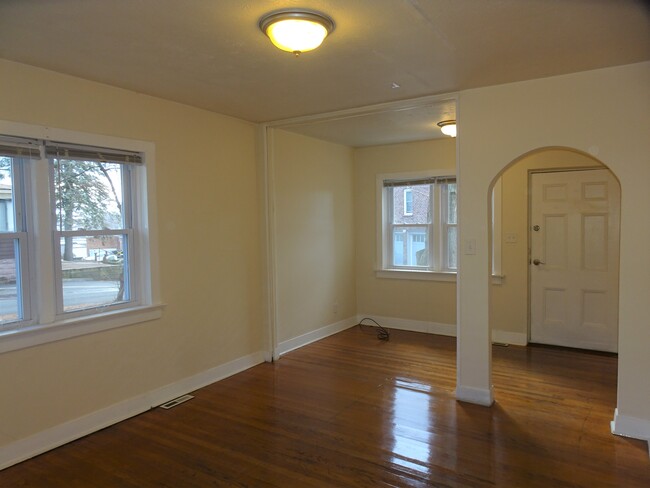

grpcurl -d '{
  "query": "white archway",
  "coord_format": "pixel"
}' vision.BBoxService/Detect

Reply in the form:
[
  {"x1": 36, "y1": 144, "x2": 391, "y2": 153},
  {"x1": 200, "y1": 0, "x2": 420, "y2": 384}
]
[
  {"x1": 455, "y1": 63, "x2": 650, "y2": 441},
  {"x1": 487, "y1": 147, "x2": 620, "y2": 353}
]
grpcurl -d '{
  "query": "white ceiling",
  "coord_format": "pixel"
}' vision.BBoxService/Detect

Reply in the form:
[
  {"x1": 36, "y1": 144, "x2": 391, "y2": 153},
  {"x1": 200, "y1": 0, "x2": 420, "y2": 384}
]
[
  {"x1": 0, "y1": 0, "x2": 648, "y2": 144},
  {"x1": 279, "y1": 98, "x2": 457, "y2": 147}
]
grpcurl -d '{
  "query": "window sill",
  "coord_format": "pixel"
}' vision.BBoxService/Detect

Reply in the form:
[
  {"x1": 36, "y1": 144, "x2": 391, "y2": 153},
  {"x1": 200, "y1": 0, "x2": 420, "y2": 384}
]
[
  {"x1": 375, "y1": 269, "x2": 457, "y2": 282},
  {"x1": 0, "y1": 303, "x2": 165, "y2": 354},
  {"x1": 491, "y1": 274, "x2": 505, "y2": 285}
]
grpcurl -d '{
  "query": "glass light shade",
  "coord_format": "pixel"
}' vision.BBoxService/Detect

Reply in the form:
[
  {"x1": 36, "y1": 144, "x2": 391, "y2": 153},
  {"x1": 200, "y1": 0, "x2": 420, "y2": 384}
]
[
  {"x1": 266, "y1": 19, "x2": 328, "y2": 53},
  {"x1": 260, "y1": 11, "x2": 334, "y2": 54},
  {"x1": 438, "y1": 121, "x2": 457, "y2": 137}
]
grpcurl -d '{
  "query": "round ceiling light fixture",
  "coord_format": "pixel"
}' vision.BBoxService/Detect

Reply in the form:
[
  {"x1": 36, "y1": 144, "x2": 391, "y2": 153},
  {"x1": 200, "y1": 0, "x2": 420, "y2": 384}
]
[
  {"x1": 259, "y1": 9, "x2": 335, "y2": 56},
  {"x1": 437, "y1": 120, "x2": 457, "y2": 137}
]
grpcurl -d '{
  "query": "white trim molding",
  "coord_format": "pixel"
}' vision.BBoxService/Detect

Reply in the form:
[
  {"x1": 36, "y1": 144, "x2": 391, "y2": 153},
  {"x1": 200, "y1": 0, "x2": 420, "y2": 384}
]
[
  {"x1": 375, "y1": 269, "x2": 456, "y2": 282},
  {"x1": 277, "y1": 316, "x2": 358, "y2": 356},
  {"x1": 491, "y1": 329, "x2": 528, "y2": 346},
  {"x1": 611, "y1": 408, "x2": 650, "y2": 450},
  {"x1": 0, "y1": 350, "x2": 266, "y2": 470},
  {"x1": 0, "y1": 305, "x2": 164, "y2": 354},
  {"x1": 357, "y1": 314, "x2": 456, "y2": 337},
  {"x1": 491, "y1": 177, "x2": 502, "y2": 279},
  {"x1": 456, "y1": 385, "x2": 495, "y2": 406}
]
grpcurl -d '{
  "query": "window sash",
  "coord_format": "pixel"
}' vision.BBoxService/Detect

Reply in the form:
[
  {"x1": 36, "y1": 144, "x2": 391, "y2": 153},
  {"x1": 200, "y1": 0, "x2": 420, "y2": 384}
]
[
  {"x1": 441, "y1": 182, "x2": 458, "y2": 271},
  {"x1": 0, "y1": 157, "x2": 31, "y2": 328},
  {"x1": 389, "y1": 225, "x2": 432, "y2": 269},
  {"x1": 0, "y1": 235, "x2": 30, "y2": 327},
  {"x1": 45, "y1": 141, "x2": 143, "y2": 165},
  {"x1": 52, "y1": 230, "x2": 134, "y2": 317},
  {"x1": 50, "y1": 159, "x2": 133, "y2": 233},
  {"x1": 48, "y1": 156, "x2": 136, "y2": 317},
  {"x1": 386, "y1": 184, "x2": 434, "y2": 270}
]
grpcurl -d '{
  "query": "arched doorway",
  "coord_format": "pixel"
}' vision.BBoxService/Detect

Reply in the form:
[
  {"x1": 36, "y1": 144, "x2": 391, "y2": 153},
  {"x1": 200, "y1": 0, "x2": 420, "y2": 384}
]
[{"x1": 488, "y1": 147, "x2": 621, "y2": 351}]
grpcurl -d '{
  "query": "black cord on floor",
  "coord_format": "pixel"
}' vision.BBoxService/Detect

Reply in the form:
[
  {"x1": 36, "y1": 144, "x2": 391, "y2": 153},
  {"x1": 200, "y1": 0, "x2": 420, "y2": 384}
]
[{"x1": 358, "y1": 317, "x2": 390, "y2": 341}]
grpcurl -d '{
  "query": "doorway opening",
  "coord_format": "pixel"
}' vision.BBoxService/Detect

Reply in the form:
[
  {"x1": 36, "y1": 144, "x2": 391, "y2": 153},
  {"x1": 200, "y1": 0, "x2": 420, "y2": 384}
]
[{"x1": 489, "y1": 148, "x2": 621, "y2": 353}]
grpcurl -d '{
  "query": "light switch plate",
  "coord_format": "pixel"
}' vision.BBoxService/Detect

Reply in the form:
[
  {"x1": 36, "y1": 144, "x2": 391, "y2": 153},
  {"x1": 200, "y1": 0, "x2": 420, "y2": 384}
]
[{"x1": 464, "y1": 239, "x2": 476, "y2": 255}]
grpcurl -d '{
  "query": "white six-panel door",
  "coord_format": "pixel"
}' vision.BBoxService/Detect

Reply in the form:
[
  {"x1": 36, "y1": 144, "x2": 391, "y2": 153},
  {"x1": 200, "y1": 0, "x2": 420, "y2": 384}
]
[{"x1": 530, "y1": 169, "x2": 620, "y2": 352}]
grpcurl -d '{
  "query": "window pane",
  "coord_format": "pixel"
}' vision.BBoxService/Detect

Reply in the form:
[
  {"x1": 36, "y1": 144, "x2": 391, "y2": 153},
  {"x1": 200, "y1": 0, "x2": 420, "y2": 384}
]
[
  {"x1": 447, "y1": 183, "x2": 457, "y2": 225},
  {"x1": 0, "y1": 239, "x2": 21, "y2": 323},
  {"x1": 0, "y1": 157, "x2": 17, "y2": 233},
  {"x1": 392, "y1": 184, "x2": 430, "y2": 225},
  {"x1": 392, "y1": 227, "x2": 428, "y2": 267},
  {"x1": 447, "y1": 226, "x2": 457, "y2": 270},
  {"x1": 53, "y1": 160, "x2": 124, "y2": 232},
  {"x1": 60, "y1": 235, "x2": 129, "y2": 312}
]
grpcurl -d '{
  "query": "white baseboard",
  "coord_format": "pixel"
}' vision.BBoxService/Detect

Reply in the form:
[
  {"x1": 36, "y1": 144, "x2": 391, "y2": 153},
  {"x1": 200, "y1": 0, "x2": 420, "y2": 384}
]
[
  {"x1": 357, "y1": 314, "x2": 456, "y2": 337},
  {"x1": 491, "y1": 329, "x2": 528, "y2": 346},
  {"x1": 355, "y1": 317, "x2": 528, "y2": 346},
  {"x1": 456, "y1": 385, "x2": 495, "y2": 406},
  {"x1": 277, "y1": 316, "x2": 358, "y2": 356},
  {"x1": 0, "y1": 350, "x2": 266, "y2": 471},
  {"x1": 611, "y1": 408, "x2": 650, "y2": 454}
]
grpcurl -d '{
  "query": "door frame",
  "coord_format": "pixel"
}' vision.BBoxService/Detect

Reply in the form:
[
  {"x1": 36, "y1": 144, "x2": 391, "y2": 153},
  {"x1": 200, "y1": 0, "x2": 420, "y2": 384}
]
[{"x1": 260, "y1": 92, "x2": 459, "y2": 361}]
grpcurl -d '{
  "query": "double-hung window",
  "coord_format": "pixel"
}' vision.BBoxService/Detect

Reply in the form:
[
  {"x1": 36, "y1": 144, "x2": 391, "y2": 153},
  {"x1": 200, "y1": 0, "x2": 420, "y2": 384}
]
[
  {"x1": 377, "y1": 172, "x2": 457, "y2": 280},
  {"x1": 48, "y1": 143, "x2": 140, "y2": 315},
  {"x1": 0, "y1": 125, "x2": 160, "y2": 353}
]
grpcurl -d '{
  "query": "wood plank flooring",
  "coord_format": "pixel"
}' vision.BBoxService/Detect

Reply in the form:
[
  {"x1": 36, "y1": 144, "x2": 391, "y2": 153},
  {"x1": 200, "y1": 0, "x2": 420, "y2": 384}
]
[{"x1": 2, "y1": 327, "x2": 649, "y2": 487}]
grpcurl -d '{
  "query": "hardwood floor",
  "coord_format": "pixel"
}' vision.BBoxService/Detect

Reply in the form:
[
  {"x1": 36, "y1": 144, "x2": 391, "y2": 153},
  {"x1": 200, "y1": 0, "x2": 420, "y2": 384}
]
[{"x1": 2, "y1": 327, "x2": 649, "y2": 487}]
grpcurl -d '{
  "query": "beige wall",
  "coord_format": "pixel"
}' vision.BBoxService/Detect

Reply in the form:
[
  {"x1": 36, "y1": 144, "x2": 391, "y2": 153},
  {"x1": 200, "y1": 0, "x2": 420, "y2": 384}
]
[
  {"x1": 354, "y1": 138, "x2": 456, "y2": 324},
  {"x1": 2, "y1": 56, "x2": 649, "y2": 452},
  {"x1": 273, "y1": 129, "x2": 356, "y2": 343},
  {"x1": 457, "y1": 62, "x2": 650, "y2": 431},
  {"x1": 490, "y1": 150, "x2": 605, "y2": 336},
  {"x1": 0, "y1": 60, "x2": 264, "y2": 444}
]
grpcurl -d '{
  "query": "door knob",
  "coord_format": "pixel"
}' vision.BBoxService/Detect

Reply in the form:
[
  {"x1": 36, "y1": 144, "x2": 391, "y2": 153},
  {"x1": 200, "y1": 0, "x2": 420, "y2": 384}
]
[{"x1": 533, "y1": 259, "x2": 545, "y2": 266}]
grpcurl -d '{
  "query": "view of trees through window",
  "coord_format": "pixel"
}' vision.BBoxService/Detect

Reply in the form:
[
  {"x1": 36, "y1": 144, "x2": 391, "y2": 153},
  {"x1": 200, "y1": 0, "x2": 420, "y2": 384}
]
[
  {"x1": 0, "y1": 155, "x2": 132, "y2": 325},
  {"x1": 53, "y1": 159, "x2": 130, "y2": 312}
]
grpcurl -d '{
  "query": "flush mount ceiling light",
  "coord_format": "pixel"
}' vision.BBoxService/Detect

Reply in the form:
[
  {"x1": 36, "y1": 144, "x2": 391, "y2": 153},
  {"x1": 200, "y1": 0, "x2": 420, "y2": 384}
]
[
  {"x1": 437, "y1": 120, "x2": 457, "y2": 137},
  {"x1": 259, "y1": 9, "x2": 335, "y2": 56}
]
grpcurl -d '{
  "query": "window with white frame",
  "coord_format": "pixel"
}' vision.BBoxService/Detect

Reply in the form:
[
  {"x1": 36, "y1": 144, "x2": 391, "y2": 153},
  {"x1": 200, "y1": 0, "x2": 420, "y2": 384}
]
[
  {"x1": 0, "y1": 128, "x2": 159, "y2": 352},
  {"x1": 378, "y1": 173, "x2": 457, "y2": 276},
  {"x1": 48, "y1": 142, "x2": 139, "y2": 316}
]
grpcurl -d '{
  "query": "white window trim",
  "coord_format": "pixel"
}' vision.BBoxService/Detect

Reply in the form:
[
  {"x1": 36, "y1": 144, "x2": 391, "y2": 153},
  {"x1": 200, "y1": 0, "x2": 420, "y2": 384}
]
[
  {"x1": 376, "y1": 269, "x2": 456, "y2": 282},
  {"x1": 376, "y1": 170, "x2": 456, "y2": 282},
  {"x1": 403, "y1": 188, "x2": 413, "y2": 216},
  {"x1": 0, "y1": 119, "x2": 162, "y2": 354},
  {"x1": 491, "y1": 178, "x2": 504, "y2": 285}
]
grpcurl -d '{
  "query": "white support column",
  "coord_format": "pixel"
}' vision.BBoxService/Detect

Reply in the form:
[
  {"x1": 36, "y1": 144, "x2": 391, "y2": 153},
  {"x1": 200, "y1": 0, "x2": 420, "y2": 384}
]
[{"x1": 455, "y1": 116, "x2": 494, "y2": 407}]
